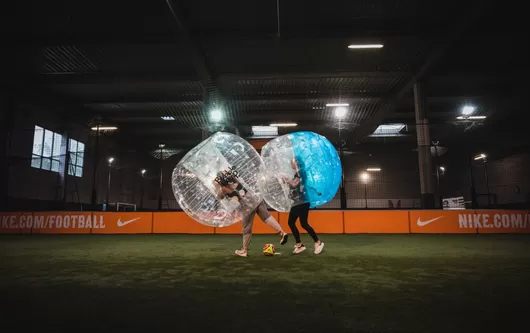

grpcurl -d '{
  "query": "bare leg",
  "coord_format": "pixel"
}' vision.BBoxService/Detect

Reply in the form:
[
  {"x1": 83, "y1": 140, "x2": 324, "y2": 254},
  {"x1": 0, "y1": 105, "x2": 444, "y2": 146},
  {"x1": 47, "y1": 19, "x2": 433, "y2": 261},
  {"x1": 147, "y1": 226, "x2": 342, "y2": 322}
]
[
  {"x1": 256, "y1": 201, "x2": 288, "y2": 245},
  {"x1": 241, "y1": 210, "x2": 256, "y2": 251}
]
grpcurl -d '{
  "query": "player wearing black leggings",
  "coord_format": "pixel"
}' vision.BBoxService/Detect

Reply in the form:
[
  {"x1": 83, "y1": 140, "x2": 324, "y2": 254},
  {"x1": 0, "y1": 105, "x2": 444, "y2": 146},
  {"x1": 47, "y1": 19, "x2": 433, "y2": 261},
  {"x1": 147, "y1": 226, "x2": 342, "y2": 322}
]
[{"x1": 283, "y1": 158, "x2": 324, "y2": 255}]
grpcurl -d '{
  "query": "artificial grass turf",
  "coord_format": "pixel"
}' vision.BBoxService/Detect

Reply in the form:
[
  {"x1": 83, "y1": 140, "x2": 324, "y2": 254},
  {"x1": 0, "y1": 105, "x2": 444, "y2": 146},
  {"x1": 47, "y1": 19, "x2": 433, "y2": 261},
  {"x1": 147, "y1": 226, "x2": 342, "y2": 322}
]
[{"x1": 1, "y1": 234, "x2": 530, "y2": 332}]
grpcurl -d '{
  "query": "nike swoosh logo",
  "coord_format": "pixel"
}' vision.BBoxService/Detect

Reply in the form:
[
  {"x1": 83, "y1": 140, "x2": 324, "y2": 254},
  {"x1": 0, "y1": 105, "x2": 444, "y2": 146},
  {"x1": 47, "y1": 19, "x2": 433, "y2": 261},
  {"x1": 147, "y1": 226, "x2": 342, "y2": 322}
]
[
  {"x1": 117, "y1": 217, "x2": 140, "y2": 227},
  {"x1": 417, "y1": 216, "x2": 443, "y2": 226}
]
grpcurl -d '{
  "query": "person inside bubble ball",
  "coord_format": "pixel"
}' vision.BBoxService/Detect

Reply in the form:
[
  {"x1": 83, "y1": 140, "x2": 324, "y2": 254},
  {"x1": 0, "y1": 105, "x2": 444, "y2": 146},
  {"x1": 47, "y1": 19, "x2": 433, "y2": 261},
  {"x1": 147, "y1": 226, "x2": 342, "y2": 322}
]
[
  {"x1": 282, "y1": 157, "x2": 324, "y2": 255},
  {"x1": 214, "y1": 169, "x2": 288, "y2": 257},
  {"x1": 214, "y1": 169, "x2": 247, "y2": 202}
]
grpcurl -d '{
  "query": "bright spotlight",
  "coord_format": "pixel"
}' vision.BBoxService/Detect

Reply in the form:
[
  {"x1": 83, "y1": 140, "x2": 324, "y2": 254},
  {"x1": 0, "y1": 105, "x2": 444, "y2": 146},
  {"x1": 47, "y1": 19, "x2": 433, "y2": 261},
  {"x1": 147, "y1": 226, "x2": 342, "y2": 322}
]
[
  {"x1": 141, "y1": 169, "x2": 146, "y2": 175},
  {"x1": 439, "y1": 166, "x2": 445, "y2": 171},
  {"x1": 334, "y1": 107, "x2": 347, "y2": 118},
  {"x1": 360, "y1": 172, "x2": 370, "y2": 183},
  {"x1": 210, "y1": 109, "x2": 223, "y2": 122},
  {"x1": 474, "y1": 153, "x2": 486, "y2": 160},
  {"x1": 462, "y1": 105, "x2": 476, "y2": 115},
  {"x1": 108, "y1": 157, "x2": 114, "y2": 164}
]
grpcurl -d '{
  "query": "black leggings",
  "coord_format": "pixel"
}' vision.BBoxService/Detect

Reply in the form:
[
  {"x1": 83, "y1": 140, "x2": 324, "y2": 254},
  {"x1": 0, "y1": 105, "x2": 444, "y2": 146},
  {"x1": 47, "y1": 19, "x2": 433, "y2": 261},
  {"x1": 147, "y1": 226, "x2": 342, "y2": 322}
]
[{"x1": 288, "y1": 203, "x2": 319, "y2": 243}]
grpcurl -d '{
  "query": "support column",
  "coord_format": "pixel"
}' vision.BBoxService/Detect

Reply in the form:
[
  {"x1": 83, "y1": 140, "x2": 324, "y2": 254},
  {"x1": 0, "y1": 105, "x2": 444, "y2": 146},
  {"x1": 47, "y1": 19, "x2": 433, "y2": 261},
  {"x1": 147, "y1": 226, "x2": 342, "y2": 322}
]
[
  {"x1": 60, "y1": 132, "x2": 70, "y2": 207},
  {"x1": 91, "y1": 126, "x2": 100, "y2": 208},
  {"x1": 414, "y1": 82, "x2": 435, "y2": 208}
]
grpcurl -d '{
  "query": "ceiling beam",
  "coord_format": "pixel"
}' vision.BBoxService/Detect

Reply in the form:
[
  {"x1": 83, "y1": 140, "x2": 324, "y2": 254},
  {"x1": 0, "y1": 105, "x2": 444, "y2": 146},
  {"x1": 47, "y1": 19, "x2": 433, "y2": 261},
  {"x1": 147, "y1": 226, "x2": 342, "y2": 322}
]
[
  {"x1": 350, "y1": 0, "x2": 496, "y2": 144},
  {"x1": 164, "y1": 0, "x2": 226, "y2": 109}
]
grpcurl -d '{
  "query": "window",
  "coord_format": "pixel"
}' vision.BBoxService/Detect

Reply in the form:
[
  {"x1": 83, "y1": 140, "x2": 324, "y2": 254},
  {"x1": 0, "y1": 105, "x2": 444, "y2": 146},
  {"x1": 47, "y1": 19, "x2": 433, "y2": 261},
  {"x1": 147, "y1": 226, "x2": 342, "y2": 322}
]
[
  {"x1": 68, "y1": 139, "x2": 85, "y2": 177},
  {"x1": 32, "y1": 125, "x2": 63, "y2": 172}
]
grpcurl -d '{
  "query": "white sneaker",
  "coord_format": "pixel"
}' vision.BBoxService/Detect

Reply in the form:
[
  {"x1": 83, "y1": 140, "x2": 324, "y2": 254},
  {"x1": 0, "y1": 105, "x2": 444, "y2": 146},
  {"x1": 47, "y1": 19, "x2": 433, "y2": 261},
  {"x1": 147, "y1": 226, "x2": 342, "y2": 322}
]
[
  {"x1": 235, "y1": 249, "x2": 248, "y2": 257},
  {"x1": 280, "y1": 232, "x2": 288, "y2": 245},
  {"x1": 314, "y1": 241, "x2": 324, "y2": 254},
  {"x1": 293, "y1": 245, "x2": 306, "y2": 254}
]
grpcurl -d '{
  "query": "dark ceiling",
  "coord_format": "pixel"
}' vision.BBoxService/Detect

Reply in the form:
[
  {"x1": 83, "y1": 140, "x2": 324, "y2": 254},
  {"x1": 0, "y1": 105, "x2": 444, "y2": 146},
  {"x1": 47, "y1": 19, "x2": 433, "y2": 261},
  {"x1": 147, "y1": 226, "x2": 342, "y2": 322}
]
[{"x1": 10, "y1": 0, "x2": 528, "y2": 156}]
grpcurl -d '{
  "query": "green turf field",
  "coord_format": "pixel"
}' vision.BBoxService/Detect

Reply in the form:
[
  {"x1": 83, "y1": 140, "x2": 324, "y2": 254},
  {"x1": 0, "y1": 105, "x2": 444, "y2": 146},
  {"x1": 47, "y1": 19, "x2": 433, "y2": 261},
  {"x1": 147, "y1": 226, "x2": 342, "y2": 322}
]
[{"x1": 2, "y1": 234, "x2": 530, "y2": 332}]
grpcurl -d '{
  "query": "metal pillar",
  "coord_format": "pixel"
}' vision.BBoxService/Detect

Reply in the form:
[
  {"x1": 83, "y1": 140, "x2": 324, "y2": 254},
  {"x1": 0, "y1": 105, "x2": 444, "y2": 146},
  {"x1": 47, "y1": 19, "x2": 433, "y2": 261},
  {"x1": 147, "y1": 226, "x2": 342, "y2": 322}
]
[
  {"x1": 413, "y1": 82, "x2": 435, "y2": 208},
  {"x1": 61, "y1": 132, "x2": 70, "y2": 207},
  {"x1": 91, "y1": 125, "x2": 100, "y2": 207},
  {"x1": 140, "y1": 174, "x2": 145, "y2": 210},
  {"x1": 106, "y1": 162, "x2": 112, "y2": 204},
  {"x1": 484, "y1": 160, "x2": 491, "y2": 208},
  {"x1": 469, "y1": 154, "x2": 478, "y2": 209}
]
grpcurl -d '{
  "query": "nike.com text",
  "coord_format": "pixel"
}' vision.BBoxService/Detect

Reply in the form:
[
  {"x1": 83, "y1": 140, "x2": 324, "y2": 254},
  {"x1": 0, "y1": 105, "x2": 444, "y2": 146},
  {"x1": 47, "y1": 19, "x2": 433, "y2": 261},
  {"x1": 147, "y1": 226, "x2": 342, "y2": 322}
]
[{"x1": 458, "y1": 213, "x2": 530, "y2": 229}]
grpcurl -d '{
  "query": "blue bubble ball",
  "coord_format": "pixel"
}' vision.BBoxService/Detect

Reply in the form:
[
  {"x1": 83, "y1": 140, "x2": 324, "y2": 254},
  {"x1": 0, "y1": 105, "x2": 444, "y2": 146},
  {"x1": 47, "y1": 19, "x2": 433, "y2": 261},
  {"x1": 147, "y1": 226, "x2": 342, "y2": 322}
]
[{"x1": 260, "y1": 131, "x2": 342, "y2": 211}]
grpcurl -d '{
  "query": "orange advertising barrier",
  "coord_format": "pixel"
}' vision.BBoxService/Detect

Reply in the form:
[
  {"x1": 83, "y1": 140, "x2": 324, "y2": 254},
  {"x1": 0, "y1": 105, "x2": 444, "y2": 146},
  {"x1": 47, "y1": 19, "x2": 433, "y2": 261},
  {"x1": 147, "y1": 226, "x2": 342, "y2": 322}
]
[
  {"x1": 31, "y1": 212, "x2": 92, "y2": 234},
  {"x1": 1, "y1": 209, "x2": 530, "y2": 235},
  {"x1": 249, "y1": 139, "x2": 271, "y2": 151},
  {"x1": 475, "y1": 210, "x2": 530, "y2": 233},
  {"x1": 409, "y1": 210, "x2": 477, "y2": 233},
  {"x1": 91, "y1": 212, "x2": 153, "y2": 234},
  {"x1": 344, "y1": 211, "x2": 409, "y2": 233},
  {"x1": 0, "y1": 212, "x2": 32, "y2": 234},
  {"x1": 153, "y1": 212, "x2": 214, "y2": 234}
]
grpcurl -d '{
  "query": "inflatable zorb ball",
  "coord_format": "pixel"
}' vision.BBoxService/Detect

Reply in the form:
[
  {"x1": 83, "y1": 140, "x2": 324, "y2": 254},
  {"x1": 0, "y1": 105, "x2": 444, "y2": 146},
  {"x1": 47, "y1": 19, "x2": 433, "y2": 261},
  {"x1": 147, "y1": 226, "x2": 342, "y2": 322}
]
[
  {"x1": 260, "y1": 131, "x2": 342, "y2": 211},
  {"x1": 172, "y1": 132, "x2": 264, "y2": 227}
]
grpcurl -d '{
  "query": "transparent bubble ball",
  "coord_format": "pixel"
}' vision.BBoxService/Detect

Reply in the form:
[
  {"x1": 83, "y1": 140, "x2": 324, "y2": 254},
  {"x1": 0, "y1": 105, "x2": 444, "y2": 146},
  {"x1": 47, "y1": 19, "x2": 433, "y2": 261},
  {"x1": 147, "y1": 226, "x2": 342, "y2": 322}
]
[{"x1": 172, "y1": 132, "x2": 264, "y2": 227}]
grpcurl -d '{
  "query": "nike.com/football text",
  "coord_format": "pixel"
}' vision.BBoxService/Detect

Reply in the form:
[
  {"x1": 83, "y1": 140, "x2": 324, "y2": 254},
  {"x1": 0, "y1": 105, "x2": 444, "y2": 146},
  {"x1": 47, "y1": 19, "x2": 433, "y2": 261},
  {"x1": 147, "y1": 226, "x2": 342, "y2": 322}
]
[{"x1": 1, "y1": 215, "x2": 106, "y2": 229}]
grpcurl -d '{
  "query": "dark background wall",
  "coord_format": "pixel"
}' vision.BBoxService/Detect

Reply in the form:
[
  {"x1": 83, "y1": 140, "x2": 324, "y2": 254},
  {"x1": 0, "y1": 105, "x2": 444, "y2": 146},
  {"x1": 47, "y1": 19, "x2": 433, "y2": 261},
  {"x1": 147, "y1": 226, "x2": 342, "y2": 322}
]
[
  {"x1": 3, "y1": 99, "x2": 529, "y2": 211},
  {"x1": 4, "y1": 98, "x2": 161, "y2": 211}
]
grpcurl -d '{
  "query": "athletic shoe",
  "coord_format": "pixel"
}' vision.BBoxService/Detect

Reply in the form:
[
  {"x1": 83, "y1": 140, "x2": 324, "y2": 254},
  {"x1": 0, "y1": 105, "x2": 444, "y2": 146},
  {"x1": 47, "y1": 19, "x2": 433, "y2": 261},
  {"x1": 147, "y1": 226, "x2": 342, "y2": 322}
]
[
  {"x1": 314, "y1": 241, "x2": 324, "y2": 255},
  {"x1": 280, "y1": 232, "x2": 288, "y2": 245},
  {"x1": 235, "y1": 249, "x2": 248, "y2": 257},
  {"x1": 293, "y1": 244, "x2": 306, "y2": 254}
]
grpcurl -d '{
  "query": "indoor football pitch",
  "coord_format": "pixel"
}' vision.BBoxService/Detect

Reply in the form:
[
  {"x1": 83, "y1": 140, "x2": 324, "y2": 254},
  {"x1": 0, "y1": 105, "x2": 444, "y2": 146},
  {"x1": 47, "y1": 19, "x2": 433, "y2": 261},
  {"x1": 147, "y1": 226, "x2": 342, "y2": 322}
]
[{"x1": 2, "y1": 234, "x2": 530, "y2": 332}]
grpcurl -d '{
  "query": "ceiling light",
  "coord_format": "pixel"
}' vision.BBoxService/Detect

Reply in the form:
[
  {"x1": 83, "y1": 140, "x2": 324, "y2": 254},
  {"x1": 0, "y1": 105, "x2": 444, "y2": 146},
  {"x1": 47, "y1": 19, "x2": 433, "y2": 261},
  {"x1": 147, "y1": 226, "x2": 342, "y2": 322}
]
[
  {"x1": 370, "y1": 123, "x2": 407, "y2": 137},
  {"x1": 161, "y1": 116, "x2": 175, "y2": 120},
  {"x1": 348, "y1": 44, "x2": 383, "y2": 49},
  {"x1": 252, "y1": 126, "x2": 278, "y2": 137},
  {"x1": 462, "y1": 105, "x2": 476, "y2": 115},
  {"x1": 474, "y1": 153, "x2": 486, "y2": 160},
  {"x1": 326, "y1": 103, "x2": 349, "y2": 107},
  {"x1": 91, "y1": 126, "x2": 118, "y2": 131},
  {"x1": 366, "y1": 168, "x2": 381, "y2": 172},
  {"x1": 334, "y1": 107, "x2": 347, "y2": 118},
  {"x1": 360, "y1": 172, "x2": 370, "y2": 182},
  {"x1": 210, "y1": 109, "x2": 223, "y2": 122},
  {"x1": 269, "y1": 123, "x2": 297, "y2": 127},
  {"x1": 456, "y1": 116, "x2": 486, "y2": 120}
]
